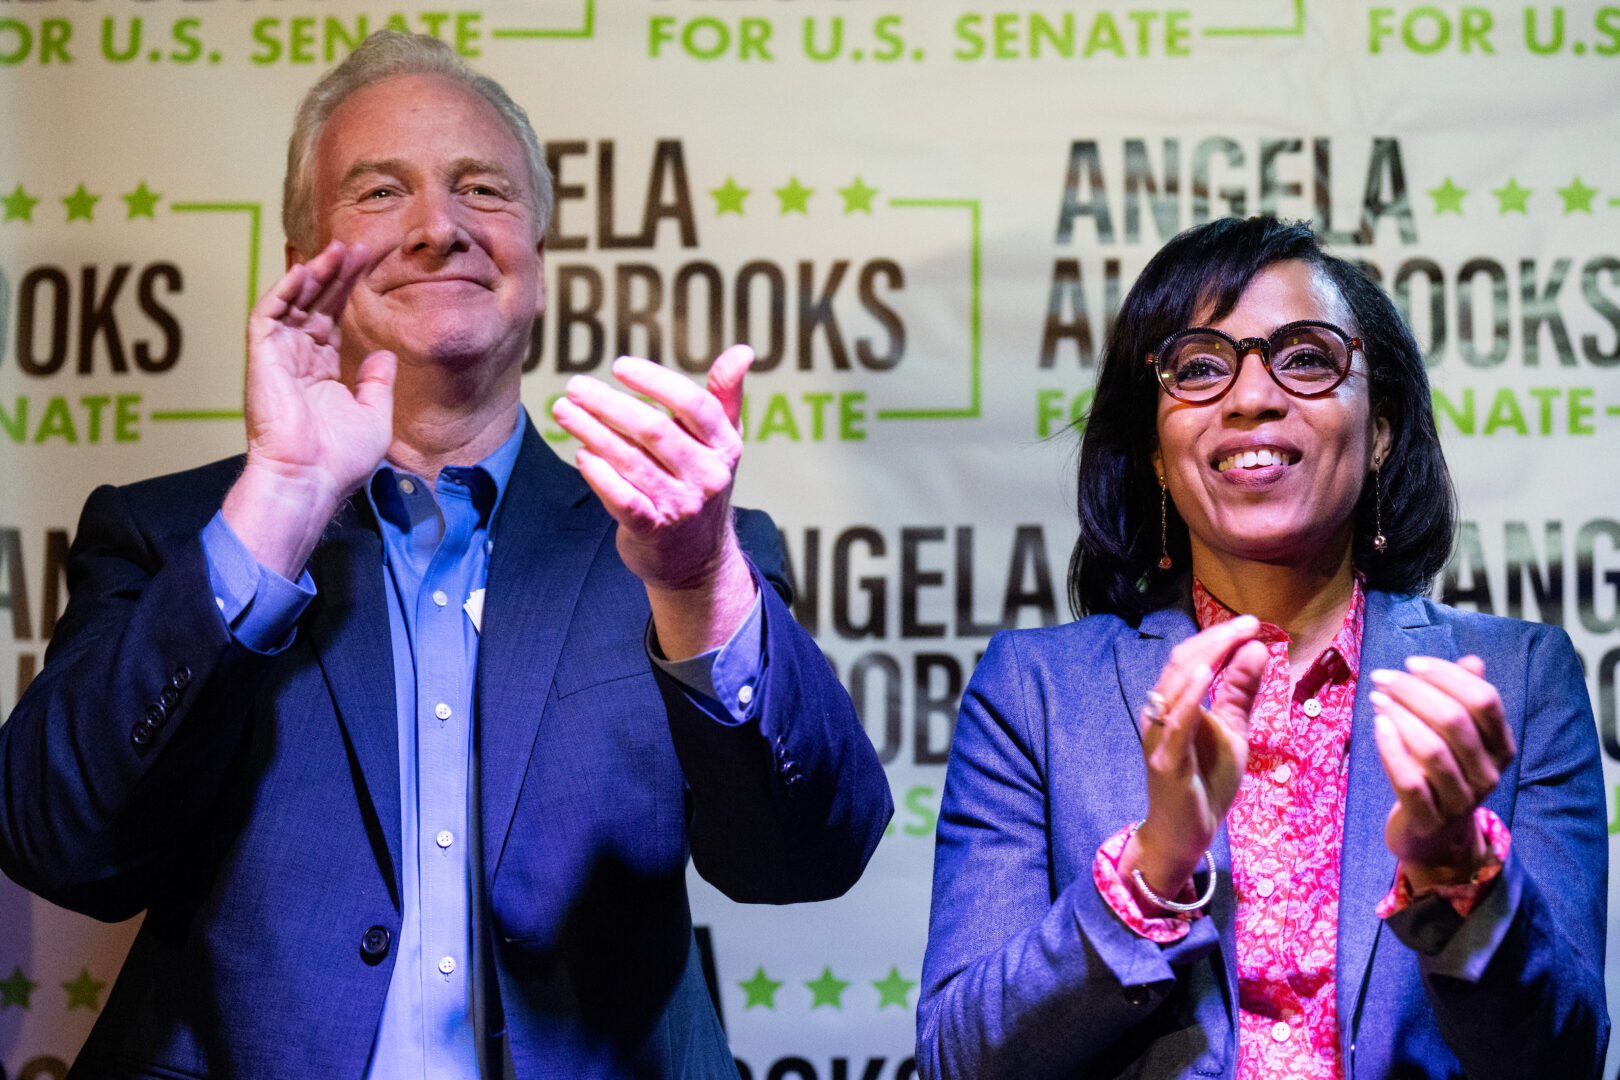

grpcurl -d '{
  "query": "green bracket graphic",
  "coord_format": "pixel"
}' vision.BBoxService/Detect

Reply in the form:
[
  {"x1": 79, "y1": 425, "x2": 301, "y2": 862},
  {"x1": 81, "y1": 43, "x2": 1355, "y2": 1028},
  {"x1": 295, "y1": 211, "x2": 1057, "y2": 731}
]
[
  {"x1": 493, "y1": 0, "x2": 596, "y2": 41},
  {"x1": 156, "y1": 201, "x2": 260, "y2": 423},
  {"x1": 1203, "y1": 0, "x2": 1305, "y2": 37},
  {"x1": 876, "y1": 198, "x2": 981, "y2": 422}
]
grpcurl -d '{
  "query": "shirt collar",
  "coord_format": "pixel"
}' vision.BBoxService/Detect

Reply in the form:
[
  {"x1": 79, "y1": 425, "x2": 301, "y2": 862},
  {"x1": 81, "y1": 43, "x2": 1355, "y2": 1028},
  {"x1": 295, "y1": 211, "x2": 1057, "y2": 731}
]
[
  {"x1": 1191, "y1": 573, "x2": 1367, "y2": 680},
  {"x1": 364, "y1": 407, "x2": 527, "y2": 532}
]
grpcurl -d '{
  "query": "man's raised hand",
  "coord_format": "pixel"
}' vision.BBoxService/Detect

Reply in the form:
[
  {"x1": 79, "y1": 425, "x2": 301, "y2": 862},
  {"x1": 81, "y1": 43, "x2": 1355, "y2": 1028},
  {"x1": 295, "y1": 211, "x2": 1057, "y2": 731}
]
[
  {"x1": 222, "y1": 241, "x2": 396, "y2": 579},
  {"x1": 551, "y1": 345, "x2": 757, "y2": 660}
]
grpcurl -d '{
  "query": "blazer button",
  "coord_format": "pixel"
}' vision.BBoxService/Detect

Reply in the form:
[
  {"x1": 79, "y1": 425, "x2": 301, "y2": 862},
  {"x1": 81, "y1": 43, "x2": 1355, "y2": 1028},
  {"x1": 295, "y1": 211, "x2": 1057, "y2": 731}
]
[
  {"x1": 170, "y1": 666, "x2": 191, "y2": 691},
  {"x1": 144, "y1": 704, "x2": 167, "y2": 729},
  {"x1": 130, "y1": 723, "x2": 155, "y2": 750},
  {"x1": 1122, "y1": 984, "x2": 1150, "y2": 1006},
  {"x1": 360, "y1": 925, "x2": 391, "y2": 964},
  {"x1": 160, "y1": 685, "x2": 181, "y2": 710}
]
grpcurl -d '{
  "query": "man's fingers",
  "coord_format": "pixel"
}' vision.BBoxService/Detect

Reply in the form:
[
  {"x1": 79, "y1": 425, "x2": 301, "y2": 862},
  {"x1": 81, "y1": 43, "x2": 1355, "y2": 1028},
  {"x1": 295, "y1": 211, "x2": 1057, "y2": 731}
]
[
  {"x1": 560, "y1": 375, "x2": 733, "y2": 494},
  {"x1": 552, "y1": 395, "x2": 682, "y2": 511},
  {"x1": 705, "y1": 344, "x2": 755, "y2": 430},
  {"x1": 352, "y1": 350, "x2": 397, "y2": 418},
  {"x1": 609, "y1": 355, "x2": 737, "y2": 448},
  {"x1": 308, "y1": 241, "x2": 370, "y2": 320},
  {"x1": 574, "y1": 448, "x2": 657, "y2": 531}
]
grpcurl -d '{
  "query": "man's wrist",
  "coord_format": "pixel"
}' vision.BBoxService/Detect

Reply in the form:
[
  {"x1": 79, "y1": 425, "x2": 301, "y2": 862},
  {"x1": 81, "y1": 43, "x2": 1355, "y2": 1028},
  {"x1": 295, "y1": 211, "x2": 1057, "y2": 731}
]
[
  {"x1": 222, "y1": 462, "x2": 347, "y2": 580},
  {"x1": 644, "y1": 537, "x2": 758, "y2": 661}
]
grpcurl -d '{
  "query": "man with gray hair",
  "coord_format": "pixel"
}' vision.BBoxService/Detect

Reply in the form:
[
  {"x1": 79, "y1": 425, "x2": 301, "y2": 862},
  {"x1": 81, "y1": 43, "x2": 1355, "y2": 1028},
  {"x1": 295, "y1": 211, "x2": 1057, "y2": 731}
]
[{"x1": 0, "y1": 30, "x2": 890, "y2": 1079}]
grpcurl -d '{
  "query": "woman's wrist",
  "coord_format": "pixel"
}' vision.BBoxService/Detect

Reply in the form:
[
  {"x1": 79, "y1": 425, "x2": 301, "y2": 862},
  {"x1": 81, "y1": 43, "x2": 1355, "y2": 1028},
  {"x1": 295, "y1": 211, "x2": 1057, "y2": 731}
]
[{"x1": 1123, "y1": 822, "x2": 1205, "y2": 913}]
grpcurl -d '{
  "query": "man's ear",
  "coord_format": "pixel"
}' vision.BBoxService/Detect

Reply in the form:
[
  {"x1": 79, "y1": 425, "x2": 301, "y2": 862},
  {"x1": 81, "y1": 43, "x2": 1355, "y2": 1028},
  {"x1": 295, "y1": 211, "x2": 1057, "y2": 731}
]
[
  {"x1": 285, "y1": 243, "x2": 304, "y2": 272},
  {"x1": 533, "y1": 235, "x2": 547, "y2": 318}
]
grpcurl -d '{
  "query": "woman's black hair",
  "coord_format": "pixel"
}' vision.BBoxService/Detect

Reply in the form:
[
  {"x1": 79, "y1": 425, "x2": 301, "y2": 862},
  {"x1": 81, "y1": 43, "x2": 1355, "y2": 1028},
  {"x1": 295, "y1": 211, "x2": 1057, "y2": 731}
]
[{"x1": 1068, "y1": 216, "x2": 1456, "y2": 623}]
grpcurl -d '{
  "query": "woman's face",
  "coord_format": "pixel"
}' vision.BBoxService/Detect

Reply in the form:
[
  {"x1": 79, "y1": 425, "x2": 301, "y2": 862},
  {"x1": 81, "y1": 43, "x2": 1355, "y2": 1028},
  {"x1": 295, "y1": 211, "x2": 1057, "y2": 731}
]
[{"x1": 1152, "y1": 259, "x2": 1391, "y2": 572}]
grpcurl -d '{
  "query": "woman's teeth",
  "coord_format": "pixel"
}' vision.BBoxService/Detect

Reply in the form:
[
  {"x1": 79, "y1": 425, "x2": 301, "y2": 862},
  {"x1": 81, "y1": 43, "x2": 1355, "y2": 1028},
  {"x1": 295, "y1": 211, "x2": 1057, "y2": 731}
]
[{"x1": 1216, "y1": 449, "x2": 1298, "y2": 472}]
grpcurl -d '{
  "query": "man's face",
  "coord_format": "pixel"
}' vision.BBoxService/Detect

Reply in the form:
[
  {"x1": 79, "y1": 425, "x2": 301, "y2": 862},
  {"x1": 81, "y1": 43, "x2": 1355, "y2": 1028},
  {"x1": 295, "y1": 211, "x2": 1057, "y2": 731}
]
[{"x1": 305, "y1": 72, "x2": 544, "y2": 377}]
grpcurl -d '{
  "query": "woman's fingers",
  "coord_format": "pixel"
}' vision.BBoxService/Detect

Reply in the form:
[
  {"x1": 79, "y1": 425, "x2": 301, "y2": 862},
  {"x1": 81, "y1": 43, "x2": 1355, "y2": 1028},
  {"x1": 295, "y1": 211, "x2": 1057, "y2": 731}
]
[
  {"x1": 1369, "y1": 656, "x2": 1512, "y2": 795},
  {"x1": 1208, "y1": 638, "x2": 1266, "y2": 739}
]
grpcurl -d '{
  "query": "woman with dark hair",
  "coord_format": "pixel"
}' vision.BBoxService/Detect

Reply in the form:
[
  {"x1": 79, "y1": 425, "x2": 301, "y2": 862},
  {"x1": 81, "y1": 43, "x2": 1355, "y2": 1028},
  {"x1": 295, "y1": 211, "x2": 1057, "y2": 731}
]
[{"x1": 917, "y1": 217, "x2": 1607, "y2": 1080}]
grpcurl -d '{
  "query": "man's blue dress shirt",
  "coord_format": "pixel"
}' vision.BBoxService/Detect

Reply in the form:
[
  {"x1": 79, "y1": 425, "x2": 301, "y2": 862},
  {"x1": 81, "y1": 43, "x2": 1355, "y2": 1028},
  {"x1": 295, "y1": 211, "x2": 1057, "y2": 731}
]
[{"x1": 199, "y1": 412, "x2": 762, "y2": 1079}]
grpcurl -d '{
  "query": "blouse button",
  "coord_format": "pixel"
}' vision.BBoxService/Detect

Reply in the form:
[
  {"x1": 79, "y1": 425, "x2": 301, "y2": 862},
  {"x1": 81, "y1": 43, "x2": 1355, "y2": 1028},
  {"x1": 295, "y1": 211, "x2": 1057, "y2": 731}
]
[
  {"x1": 1255, "y1": 878, "x2": 1276, "y2": 898},
  {"x1": 1302, "y1": 698, "x2": 1323, "y2": 718},
  {"x1": 1271, "y1": 1020, "x2": 1292, "y2": 1043},
  {"x1": 1271, "y1": 764, "x2": 1292, "y2": 785}
]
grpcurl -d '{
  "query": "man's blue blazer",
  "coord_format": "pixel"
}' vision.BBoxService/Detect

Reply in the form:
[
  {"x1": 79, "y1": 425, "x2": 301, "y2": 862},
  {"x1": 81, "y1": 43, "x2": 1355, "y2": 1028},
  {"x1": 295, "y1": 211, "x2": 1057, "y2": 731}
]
[
  {"x1": 0, "y1": 423, "x2": 892, "y2": 1079},
  {"x1": 917, "y1": 589, "x2": 1607, "y2": 1079}
]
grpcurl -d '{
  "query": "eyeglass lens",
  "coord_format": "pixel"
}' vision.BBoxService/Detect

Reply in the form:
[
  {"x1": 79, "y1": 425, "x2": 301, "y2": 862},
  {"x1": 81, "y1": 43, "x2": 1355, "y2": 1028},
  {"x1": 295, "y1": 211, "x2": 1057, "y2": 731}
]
[{"x1": 1159, "y1": 325, "x2": 1349, "y2": 400}]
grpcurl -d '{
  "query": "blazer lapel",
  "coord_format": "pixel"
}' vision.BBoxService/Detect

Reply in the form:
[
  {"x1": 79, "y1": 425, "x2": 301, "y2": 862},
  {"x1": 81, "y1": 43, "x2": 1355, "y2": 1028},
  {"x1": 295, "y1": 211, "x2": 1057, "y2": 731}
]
[
  {"x1": 1113, "y1": 608, "x2": 1241, "y2": 1020},
  {"x1": 1335, "y1": 590, "x2": 1456, "y2": 1058},
  {"x1": 475, "y1": 424, "x2": 610, "y2": 876},
  {"x1": 305, "y1": 496, "x2": 403, "y2": 907}
]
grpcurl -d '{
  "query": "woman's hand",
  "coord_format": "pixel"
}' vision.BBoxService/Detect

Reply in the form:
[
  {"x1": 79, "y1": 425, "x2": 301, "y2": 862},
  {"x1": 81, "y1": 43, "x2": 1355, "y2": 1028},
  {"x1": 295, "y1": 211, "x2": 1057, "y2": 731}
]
[
  {"x1": 1124, "y1": 616, "x2": 1269, "y2": 909},
  {"x1": 1371, "y1": 655, "x2": 1515, "y2": 887}
]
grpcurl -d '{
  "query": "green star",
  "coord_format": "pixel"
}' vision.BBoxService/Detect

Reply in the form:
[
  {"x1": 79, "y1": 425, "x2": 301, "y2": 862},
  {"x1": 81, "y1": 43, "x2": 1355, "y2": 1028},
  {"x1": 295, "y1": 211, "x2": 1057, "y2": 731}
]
[
  {"x1": 1427, "y1": 176, "x2": 1467, "y2": 215},
  {"x1": 122, "y1": 180, "x2": 162, "y2": 220},
  {"x1": 710, "y1": 176, "x2": 750, "y2": 217},
  {"x1": 62, "y1": 968, "x2": 105, "y2": 1011},
  {"x1": 738, "y1": 966, "x2": 782, "y2": 1009},
  {"x1": 0, "y1": 966, "x2": 37, "y2": 1009},
  {"x1": 2, "y1": 183, "x2": 39, "y2": 223},
  {"x1": 805, "y1": 966, "x2": 849, "y2": 1009},
  {"x1": 872, "y1": 966, "x2": 916, "y2": 1009},
  {"x1": 1557, "y1": 175, "x2": 1598, "y2": 214},
  {"x1": 63, "y1": 183, "x2": 100, "y2": 223},
  {"x1": 837, "y1": 176, "x2": 879, "y2": 214},
  {"x1": 774, "y1": 176, "x2": 813, "y2": 215},
  {"x1": 1491, "y1": 177, "x2": 1531, "y2": 215}
]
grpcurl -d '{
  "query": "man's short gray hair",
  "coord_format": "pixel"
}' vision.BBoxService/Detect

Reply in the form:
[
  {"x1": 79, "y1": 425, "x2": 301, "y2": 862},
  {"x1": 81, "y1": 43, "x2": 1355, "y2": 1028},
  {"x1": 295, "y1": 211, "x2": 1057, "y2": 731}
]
[{"x1": 282, "y1": 30, "x2": 553, "y2": 254}]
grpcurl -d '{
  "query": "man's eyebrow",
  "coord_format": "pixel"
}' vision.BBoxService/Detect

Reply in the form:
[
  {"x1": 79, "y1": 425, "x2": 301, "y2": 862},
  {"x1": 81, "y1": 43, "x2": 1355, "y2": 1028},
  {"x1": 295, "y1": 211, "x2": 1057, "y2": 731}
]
[
  {"x1": 337, "y1": 159, "x2": 409, "y2": 192},
  {"x1": 445, "y1": 157, "x2": 520, "y2": 184}
]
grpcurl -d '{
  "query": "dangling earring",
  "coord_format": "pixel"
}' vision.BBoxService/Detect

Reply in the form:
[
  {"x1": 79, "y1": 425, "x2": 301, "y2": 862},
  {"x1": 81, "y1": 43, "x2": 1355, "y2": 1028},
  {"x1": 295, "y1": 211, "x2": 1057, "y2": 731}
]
[
  {"x1": 1157, "y1": 476, "x2": 1173, "y2": 570},
  {"x1": 1372, "y1": 459, "x2": 1388, "y2": 554}
]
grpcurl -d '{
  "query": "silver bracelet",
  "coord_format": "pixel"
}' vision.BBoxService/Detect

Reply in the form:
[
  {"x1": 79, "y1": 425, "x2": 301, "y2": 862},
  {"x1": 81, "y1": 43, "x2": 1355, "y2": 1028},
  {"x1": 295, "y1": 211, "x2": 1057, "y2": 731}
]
[{"x1": 1128, "y1": 822, "x2": 1217, "y2": 914}]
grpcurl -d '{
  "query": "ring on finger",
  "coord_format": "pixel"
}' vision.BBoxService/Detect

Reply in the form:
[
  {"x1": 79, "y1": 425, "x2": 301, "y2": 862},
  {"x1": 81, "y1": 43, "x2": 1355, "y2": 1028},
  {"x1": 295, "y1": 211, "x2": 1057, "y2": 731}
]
[{"x1": 1142, "y1": 690, "x2": 1168, "y2": 726}]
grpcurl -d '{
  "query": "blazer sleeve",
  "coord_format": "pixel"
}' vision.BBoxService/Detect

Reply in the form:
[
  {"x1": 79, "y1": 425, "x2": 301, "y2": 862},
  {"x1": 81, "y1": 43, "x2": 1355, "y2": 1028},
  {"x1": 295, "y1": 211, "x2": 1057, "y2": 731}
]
[
  {"x1": 0, "y1": 481, "x2": 273, "y2": 921},
  {"x1": 651, "y1": 507, "x2": 893, "y2": 905},
  {"x1": 916, "y1": 630, "x2": 1226, "y2": 1080},
  {"x1": 1383, "y1": 622, "x2": 1610, "y2": 1078}
]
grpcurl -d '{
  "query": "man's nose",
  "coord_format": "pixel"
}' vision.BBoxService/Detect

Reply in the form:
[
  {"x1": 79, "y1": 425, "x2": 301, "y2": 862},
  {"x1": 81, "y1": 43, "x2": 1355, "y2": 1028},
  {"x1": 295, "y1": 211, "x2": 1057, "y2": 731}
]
[{"x1": 404, "y1": 189, "x2": 470, "y2": 255}]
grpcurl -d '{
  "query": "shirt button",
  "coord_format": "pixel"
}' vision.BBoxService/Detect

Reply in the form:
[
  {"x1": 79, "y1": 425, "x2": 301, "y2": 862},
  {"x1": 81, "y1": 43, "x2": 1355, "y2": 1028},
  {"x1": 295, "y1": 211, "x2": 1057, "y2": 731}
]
[
  {"x1": 435, "y1": 703, "x2": 452, "y2": 720},
  {"x1": 439, "y1": 956, "x2": 456, "y2": 975},
  {"x1": 399, "y1": 478, "x2": 416, "y2": 495},
  {"x1": 360, "y1": 925, "x2": 391, "y2": 963},
  {"x1": 1271, "y1": 764, "x2": 1292, "y2": 784},
  {"x1": 1255, "y1": 878, "x2": 1276, "y2": 898},
  {"x1": 436, "y1": 830, "x2": 454, "y2": 849},
  {"x1": 1303, "y1": 698, "x2": 1323, "y2": 718},
  {"x1": 432, "y1": 590, "x2": 448, "y2": 607},
  {"x1": 737, "y1": 684, "x2": 754, "y2": 707},
  {"x1": 1271, "y1": 1020, "x2": 1291, "y2": 1043}
]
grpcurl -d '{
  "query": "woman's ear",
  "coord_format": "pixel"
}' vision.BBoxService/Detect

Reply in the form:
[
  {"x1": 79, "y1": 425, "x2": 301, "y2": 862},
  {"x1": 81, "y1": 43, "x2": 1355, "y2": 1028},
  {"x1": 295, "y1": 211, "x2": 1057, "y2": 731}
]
[{"x1": 1372, "y1": 415, "x2": 1392, "y2": 467}]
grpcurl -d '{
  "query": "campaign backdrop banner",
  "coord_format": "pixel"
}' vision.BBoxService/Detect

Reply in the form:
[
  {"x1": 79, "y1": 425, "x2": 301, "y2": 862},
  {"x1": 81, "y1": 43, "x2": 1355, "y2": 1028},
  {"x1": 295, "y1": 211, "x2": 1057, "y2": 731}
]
[{"x1": 2, "y1": 2, "x2": 1618, "y2": 1076}]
